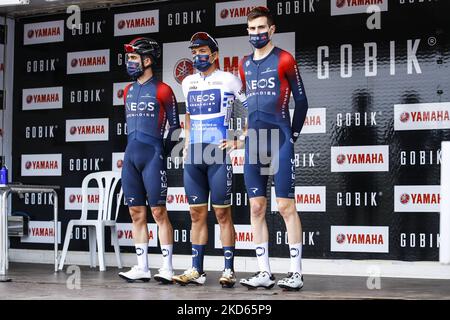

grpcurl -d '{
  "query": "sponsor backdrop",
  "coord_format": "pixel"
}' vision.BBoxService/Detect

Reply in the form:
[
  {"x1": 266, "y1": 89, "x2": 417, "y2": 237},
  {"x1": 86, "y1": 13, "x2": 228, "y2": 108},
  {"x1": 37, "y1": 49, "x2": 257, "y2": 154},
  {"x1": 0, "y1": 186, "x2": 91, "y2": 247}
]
[{"x1": 10, "y1": 0, "x2": 450, "y2": 261}]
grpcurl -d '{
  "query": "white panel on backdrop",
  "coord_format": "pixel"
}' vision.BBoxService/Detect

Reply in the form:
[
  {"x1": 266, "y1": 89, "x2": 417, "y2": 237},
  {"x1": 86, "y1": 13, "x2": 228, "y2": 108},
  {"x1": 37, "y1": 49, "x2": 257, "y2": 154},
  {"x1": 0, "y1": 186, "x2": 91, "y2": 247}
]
[
  {"x1": 114, "y1": 223, "x2": 158, "y2": 247},
  {"x1": 65, "y1": 118, "x2": 109, "y2": 142},
  {"x1": 289, "y1": 107, "x2": 327, "y2": 134},
  {"x1": 64, "y1": 187, "x2": 100, "y2": 211},
  {"x1": 331, "y1": 145, "x2": 389, "y2": 172},
  {"x1": 113, "y1": 82, "x2": 132, "y2": 106},
  {"x1": 163, "y1": 32, "x2": 295, "y2": 102},
  {"x1": 21, "y1": 221, "x2": 62, "y2": 244},
  {"x1": 229, "y1": 149, "x2": 244, "y2": 174},
  {"x1": 112, "y1": 152, "x2": 125, "y2": 172},
  {"x1": 164, "y1": 114, "x2": 185, "y2": 139},
  {"x1": 67, "y1": 49, "x2": 110, "y2": 74},
  {"x1": 394, "y1": 185, "x2": 440, "y2": 213},
  {"x1": 23, "y1": 20, "x2": 64, "y2": 45},
  {"x1": 330, "y1": 225, "x2": 389, "y2": 253},
  {"x1": 394, "y1": 102, "x2": 450, "y2": 131},
  {"x1": 22, "y1": 86, "x2": 63, "y2": 110},
  {"x1": 215, "y1": 224, "x2": 254, "y2": 250},
  {"x1": 271, "y1": 186, "x2": 326, "y2": 212},
  {"x1": 114, "y1": 10, "x2": 159, "y2": 36},
  {"x1": 21, "y1": 154, "x2": 62, "y2": 176},
  {"x1": 215, "y1": 0, "x2": 267, "y2": 26},
  {"x1": 166, "y1": 187, "x2": 190, "y2": 211},
  {"x1": 330, "y1": 0, "x2": 388, "y2": 16}
]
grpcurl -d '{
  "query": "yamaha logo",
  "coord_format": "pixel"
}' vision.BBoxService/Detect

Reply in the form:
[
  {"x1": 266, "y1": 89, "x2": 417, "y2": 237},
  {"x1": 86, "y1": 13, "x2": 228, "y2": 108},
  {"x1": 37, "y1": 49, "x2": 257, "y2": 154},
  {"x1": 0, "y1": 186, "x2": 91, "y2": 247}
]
[
  {"x1": 220, "y1": 9, "x2": 229, "y2": 19},
  {"x1": 336, "y1": 0, "x2": 345, "y2": 7},
  {"x1": 400, "y1": 112, "x2": 410, "y2": 122},
  {"x1": 336, "y1": 154, "x2": 346, "y2": 164},
  {"x1": 400, "y1": 193, "x2": 410, "y2": 204},
  {"x1": 116, "y1": 160, "x2": 123, "y2": 169},
  {"x1": 167, "y1": 194, "x2": 175, "y2": 204},
  {"x1": 173, "y1": 59, "x2": 194, "y2": 84}
]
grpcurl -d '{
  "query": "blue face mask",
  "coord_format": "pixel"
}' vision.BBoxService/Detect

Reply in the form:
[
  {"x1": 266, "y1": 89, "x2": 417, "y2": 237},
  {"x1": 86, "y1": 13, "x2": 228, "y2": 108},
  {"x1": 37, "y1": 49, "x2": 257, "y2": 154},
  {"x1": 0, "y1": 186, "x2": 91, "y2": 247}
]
[
  {"x1": 193, "y1": 54, "x2": 213, "y2": 72},
  {"x1": 249, "y1": 32, "x2": 270, "y2": 49},
  {"x1": 126, "y1": 60, "x2": 144, "y2": 80}
]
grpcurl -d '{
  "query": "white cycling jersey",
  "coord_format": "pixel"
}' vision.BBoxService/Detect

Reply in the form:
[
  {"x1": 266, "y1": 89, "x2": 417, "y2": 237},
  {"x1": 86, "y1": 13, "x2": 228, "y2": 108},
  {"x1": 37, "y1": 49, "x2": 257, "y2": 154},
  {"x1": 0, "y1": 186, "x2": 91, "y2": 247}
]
[{"x1": 182, "y1": 69, "x2": 247, "y2": 145}]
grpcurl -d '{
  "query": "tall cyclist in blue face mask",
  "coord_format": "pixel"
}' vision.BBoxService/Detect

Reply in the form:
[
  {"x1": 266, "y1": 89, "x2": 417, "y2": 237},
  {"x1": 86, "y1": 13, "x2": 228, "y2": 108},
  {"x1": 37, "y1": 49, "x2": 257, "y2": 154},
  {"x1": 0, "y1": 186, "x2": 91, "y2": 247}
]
[
  {"x1": 118, "y1": 37, "x2": 181, "y2": 284},
  {"x1": 172, "y1": 32, "x2": 247, "y2": 288},
  {"x1": 238, "y1": 7, "x2": 309, "y2": 291}
]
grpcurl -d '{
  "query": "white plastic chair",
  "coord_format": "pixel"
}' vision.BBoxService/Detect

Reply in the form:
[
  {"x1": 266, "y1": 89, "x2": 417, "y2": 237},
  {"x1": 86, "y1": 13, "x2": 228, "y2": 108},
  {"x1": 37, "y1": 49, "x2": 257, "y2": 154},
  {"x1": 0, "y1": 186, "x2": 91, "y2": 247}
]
[{"x1": 58, "y1": 171, "x2": 123, "y2": 271}]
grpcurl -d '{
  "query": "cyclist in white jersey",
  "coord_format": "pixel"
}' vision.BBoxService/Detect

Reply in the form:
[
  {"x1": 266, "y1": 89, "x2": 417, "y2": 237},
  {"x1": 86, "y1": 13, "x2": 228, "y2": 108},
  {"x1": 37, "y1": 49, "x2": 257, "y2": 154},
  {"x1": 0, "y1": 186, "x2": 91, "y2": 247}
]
[{"x1": 172, "y1": 32, "x2": 247, "y2": 288}]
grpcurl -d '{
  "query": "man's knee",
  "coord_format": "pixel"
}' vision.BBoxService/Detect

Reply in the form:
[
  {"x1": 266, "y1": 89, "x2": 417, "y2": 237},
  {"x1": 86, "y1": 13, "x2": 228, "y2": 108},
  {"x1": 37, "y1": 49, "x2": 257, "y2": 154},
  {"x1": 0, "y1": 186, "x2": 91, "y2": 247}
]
[
  {"x1": 190, "y1": 206, "x2": 207, "y2": 224},
  {"x1": 129, "y1": 207, "x2": 146, "y2": 224},
  {"x1": 277, "y1": 199, "x2": 296, "y2": 218},
  {"x1": 151, "y1": 206, "x2": 167, "y2": 223},
  {"x1": 250, "y1": 199, "x2": 266, "y2": 219},
  {"x1": 214, "y1": 207, "x2": 231, "y2": 225}
]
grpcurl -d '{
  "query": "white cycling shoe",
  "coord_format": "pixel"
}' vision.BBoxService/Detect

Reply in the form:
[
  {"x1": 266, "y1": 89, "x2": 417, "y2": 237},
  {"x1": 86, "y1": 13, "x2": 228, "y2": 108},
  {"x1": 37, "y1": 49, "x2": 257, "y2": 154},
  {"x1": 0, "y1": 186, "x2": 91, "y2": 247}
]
[
  {"x1": 118, "y1": 265, "x2": 151, "y2": 283},
  {"x1": 240, "y1": 271, "x2": 275, "y2": 289},
  {"x1": 277, "y1": 272, "x2": 304, "y2": 291},
  {"x1": 154, "y1": 268, "x2": 175, "y2": 284}
]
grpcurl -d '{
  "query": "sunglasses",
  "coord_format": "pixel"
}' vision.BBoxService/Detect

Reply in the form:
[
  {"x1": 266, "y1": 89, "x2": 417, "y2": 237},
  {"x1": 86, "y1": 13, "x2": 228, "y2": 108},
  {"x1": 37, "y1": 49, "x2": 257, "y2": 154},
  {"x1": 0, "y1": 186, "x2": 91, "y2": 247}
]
[{"x1": 190, "y1": 32, "x2": 219, "y2": 47}]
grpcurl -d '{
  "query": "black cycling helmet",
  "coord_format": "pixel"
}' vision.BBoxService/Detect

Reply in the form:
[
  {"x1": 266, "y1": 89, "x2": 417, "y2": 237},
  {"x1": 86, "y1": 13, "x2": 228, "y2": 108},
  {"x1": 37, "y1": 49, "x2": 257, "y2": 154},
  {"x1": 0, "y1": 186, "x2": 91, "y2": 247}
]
[{"x1": 124, "y1": 37, "x2": 161, "y2": 65}]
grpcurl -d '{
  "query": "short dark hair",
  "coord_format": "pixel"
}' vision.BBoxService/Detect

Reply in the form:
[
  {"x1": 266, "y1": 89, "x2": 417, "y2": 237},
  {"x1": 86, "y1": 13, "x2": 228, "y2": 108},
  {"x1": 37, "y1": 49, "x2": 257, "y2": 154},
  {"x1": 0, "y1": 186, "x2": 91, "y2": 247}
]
[{"x1": 247, "y1": 6, "x2": 274, "y2": 26}]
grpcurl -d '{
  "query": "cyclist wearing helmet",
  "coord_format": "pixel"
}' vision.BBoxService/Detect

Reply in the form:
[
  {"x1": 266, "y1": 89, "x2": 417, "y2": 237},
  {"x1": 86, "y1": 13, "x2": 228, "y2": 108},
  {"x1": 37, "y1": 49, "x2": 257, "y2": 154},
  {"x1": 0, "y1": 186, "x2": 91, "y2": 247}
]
[
  {"x1": 118, "y1": 37, "x2": 180, "y2": 284},
  {"x1": 171, "y1": 32, "x2": 247, "y2": 288}
]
